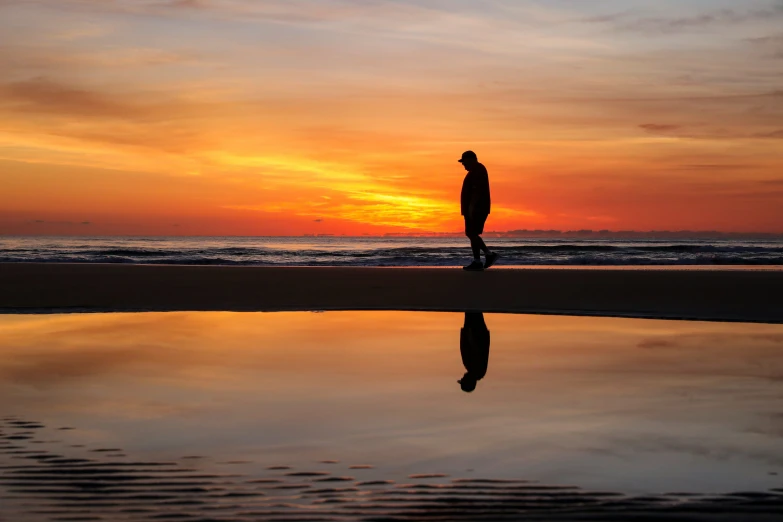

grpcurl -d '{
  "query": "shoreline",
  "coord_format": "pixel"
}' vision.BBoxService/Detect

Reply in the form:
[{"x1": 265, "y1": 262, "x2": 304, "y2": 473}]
[
  {"x1": 1, "y1": 263, "x2": 781, "y2": 323},
  {"x1": 1, "y1": 262, "x2": 782, "y2": 271}
]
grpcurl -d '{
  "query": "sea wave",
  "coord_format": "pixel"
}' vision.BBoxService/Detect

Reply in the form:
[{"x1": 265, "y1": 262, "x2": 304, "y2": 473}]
[{"x1": 2, "y1": 238, "x2": 782, "y2": 266}]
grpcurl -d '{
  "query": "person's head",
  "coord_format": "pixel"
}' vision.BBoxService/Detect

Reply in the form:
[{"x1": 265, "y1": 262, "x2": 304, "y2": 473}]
[
  {"x1": 458, "y1": 150, "x2": 478, "y2": 171},
  {"x1": 458, "y1": 372, "x2": 477, "y2": 393}
]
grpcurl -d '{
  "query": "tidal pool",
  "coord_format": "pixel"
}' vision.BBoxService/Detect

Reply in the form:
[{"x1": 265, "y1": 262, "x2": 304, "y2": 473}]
[{"x1": 1, "y1": 311, "x2": 782, "y2": 520}]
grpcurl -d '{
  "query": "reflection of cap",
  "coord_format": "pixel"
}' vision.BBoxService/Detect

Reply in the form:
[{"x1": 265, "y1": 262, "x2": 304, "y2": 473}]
[{"x1": 458, "y1": 150, "x2": 477, "y2": 163}]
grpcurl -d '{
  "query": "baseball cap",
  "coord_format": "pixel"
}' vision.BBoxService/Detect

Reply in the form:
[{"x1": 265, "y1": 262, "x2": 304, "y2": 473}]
[{"x1": 458, "y1": 150, "x2": 477, "y2": 163}]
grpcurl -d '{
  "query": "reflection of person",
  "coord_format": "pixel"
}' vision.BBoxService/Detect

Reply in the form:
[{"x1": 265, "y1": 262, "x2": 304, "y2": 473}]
[
  {"x1": 458, "y1": 312, "x2": 490, "y2": 393},
  {"x1": 459, "y1": 151, "x2": 499, "y2": 271}
]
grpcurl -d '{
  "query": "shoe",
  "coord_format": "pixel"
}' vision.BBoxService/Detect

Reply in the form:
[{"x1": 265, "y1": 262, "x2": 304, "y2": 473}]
[
  {"x1": 484, "y1": 252, "x2": 500, "y2": 269},
  {"x1": 463, "y1": 260, "x2": 484, "y2": 271}
]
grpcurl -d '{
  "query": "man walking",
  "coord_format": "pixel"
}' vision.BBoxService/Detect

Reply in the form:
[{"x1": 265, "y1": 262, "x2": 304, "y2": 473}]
[{"x1": 459, "y1": 151, "x2": 499, "y2": 271}]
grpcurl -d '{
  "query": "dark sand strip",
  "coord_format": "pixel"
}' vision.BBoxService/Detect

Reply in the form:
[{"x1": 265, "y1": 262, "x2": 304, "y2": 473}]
[{"x1": 0, "y1": 264, "x2": 781, "y2": 322}]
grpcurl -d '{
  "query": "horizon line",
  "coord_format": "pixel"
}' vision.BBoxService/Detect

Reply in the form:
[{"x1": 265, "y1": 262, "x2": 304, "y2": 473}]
[{"x1": 2, "y1": 230, "x2": 783, "y2": 239}]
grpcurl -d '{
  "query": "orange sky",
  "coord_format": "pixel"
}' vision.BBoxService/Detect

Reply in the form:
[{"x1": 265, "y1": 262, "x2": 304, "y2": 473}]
[{"x1": 1, "y1": 0, "x2": 782, "y2": 236}]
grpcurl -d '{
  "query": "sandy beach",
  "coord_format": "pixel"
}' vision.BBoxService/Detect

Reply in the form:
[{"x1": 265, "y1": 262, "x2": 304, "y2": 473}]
[{"x1": 1, "y1": 263, "x2": 780, "y2": 322}]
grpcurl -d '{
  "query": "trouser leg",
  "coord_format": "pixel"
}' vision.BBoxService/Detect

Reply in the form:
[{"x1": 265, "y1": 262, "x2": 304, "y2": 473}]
[
  {"x1": 476, "y1": 236, "x2": 489, "y2": 255},
  {"x1": 469, "y1": 235, "x2": 482, "y2": 260}
]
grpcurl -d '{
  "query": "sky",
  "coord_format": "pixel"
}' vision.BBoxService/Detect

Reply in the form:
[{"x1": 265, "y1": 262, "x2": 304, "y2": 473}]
[{"x1": 1, "y1": 0, "x2": 782, "y2": 236}]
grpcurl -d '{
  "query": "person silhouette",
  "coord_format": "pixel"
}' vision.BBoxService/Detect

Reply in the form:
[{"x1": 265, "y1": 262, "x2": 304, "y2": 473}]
[
  {"x1": 459, "y1": 151, "x2": 499, "y2": 271},
  {"x1": 458, "y1": 312, "x2": 491, "y2": 393}
]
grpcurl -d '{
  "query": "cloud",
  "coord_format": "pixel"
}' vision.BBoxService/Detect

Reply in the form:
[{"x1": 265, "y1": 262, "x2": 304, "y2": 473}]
[
  {"x1": 754, "y1": 129, "x2": 783, "y2": 138},
  {"x1": 0, "y1": 46, "x2": 194, "y2": 72},
  {"x1": 744, "y1": 33, "x2": 783, "y2": 59},
  {"x1": 590, "y1": 3, "x2": 783, "y2": 34},
  {"x1": 579, "y1": 93, "x2": 783, "y2": 141},
  {"x1": 30, "y1": 219, "x2": 91, "y2": 225},
  {"x1": 746, "y1": 34, "x2": 783, "y2": 45},
  {"x1": 638, "y1": 338, "x2": 678, "y2": 349},
  {"x1": 677, "y1": 164, "x2": 760, "y2": 171},
  {"x1": 639, "y1": 124, "x2": 681, "y2": 133},
  {"x1": 582, "y1": 12, "x2": 633, "y2": 25},
  {"x1": 0, "y1": 77, "x2": 224, "y2": 155},
  {"x1": 0, "y1": 77, "x2": 143, "y2": 118},
  {"x1": 0, "y1": 0, "x2": 442, "y2": 25}
]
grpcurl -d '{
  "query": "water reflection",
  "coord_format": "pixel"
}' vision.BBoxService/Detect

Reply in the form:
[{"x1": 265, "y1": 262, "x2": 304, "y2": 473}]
[
  {"x1": 458, "y1": 312, "x2": 490, "y2": 393},
  {"x1": 0, "y1": 311, "x2": 781, "y2": 499}
]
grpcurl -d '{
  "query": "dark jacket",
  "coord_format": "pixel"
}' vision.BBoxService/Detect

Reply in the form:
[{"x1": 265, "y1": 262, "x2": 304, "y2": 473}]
[{"x1": 460, "y1": 162, "x2": 491, "y2": 217}]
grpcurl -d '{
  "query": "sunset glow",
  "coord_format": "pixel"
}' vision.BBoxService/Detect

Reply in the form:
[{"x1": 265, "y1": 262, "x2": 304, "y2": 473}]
[{"x1": 1, "y1": 0, "x2": 782, "y2": 235}]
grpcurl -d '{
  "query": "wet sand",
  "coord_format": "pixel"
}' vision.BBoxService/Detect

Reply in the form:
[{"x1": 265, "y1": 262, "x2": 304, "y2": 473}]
[
  {"x1": 0, "y1": 263, "x2": 781, "y2": 322},
  {"x1": 2, "y1": 416, "x2": 782, "y2": 522}
]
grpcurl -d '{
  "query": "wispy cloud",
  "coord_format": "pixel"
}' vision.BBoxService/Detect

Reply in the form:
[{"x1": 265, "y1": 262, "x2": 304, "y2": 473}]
[
  {"x1": 31, "y1": 219, "x2": 91, "y2": 225},
  {"x1": 754, "y1": 129, "x2": 783, "y2": 138},
  {"x1": 1, "y1": 77, "x2": 150, "y2": 118},
  {"x1": 0, "y1": 46, "x2": 194, "y2": 72},
  {"x1": 639, "y1": 124, "x2": 682, "y2": 133},
  {"x1": 587, "y1": 2, "x2": 783, "y2": 34},
  {"x1": 746, "y1": 33, "x2": 783, "y2": 45},
  {"x1": 0, "y1": 0, "x2": 442, "y2": 24}
]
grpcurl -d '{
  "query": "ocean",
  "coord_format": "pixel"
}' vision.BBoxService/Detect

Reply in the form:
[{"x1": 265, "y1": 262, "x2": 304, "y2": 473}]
[{"x1": 1, "y1": 236, "x2": 782, "y2": 266}]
